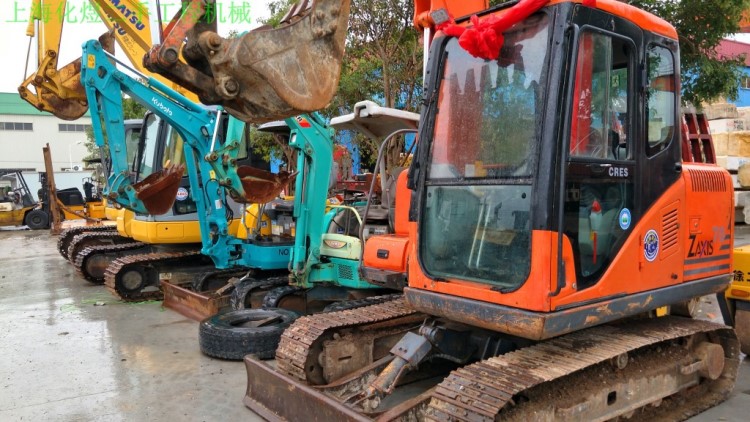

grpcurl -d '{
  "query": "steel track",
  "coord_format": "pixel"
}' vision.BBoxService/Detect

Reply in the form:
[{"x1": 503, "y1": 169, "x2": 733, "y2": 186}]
[
  {"x1": 67, "y1": 231, "x2": 134, "y2": 264},
  {"x1": 74, "y1": 242, "x2": 146, "y2": 283},
  {"x1": 104, "y1": 250, "x2": 203, "y2": 301},
  {"x1": 276, "y1": 297, "x2": 424, "y2": 383},
  {"x1": 57, "y1": 225, "x2": 116, "y2": 260},
  {"x1": 425, "y1": 317, "x2": 739, "y2": 421}
]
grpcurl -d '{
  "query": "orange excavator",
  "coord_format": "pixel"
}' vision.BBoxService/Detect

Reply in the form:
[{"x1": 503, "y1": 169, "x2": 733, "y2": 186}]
[
  {"x1": 231, "y1": 0, "x2": 736, "y2": 420},
  {"x1": 107, "y1": 0, "x2": 739, "y2": 419}
]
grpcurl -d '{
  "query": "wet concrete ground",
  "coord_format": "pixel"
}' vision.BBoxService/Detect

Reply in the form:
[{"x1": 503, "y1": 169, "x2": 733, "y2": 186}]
[
  {"x1": 0, "y1": 227, "x2": 748, "y2": 421},
  {"x1": 0, "y1": 229, "x2": 261, "y2": 421}
]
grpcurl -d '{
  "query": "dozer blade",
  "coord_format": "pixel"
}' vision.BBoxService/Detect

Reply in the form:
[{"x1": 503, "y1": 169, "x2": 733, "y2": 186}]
[
  {"x1": 244, "y1": 354, "x2": 377, "y2": 422},
  {"x1": 19, "y1": 31, "x2": 115, "y2": 121},
  {"x1": 133, "y1": 163, "x2": 185, "y2": 215},
  {"x1": 194, "y1": 0, "x2": 350, "y2": 123},
  {"x1": 162, "y1": 281, "x2": 230, "y2": 321},
  {"x1": 235, "y1": 166, "x2": 298, "y2": 204}
]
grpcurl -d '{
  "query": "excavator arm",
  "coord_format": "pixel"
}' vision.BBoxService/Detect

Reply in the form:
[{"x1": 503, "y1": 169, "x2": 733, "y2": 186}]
[
  {"x1": 80, "y1": 38, "x2": 317, "y2": 271},
  {"x1": 20, "y1": 0, "x2": 106, "y2": 119},
  {"x1": 19, "y1": 0, "x2": 195, "y2": 120}
]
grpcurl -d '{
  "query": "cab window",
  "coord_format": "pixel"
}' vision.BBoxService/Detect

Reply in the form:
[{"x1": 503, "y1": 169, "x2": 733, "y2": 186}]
[
  {"x1": 162, "y1": 125, "x2": 187, "y2": 176},
  {"x1": 570, "y1": 30, "x2": 630, "y2": 160},
  {"x1": 646, "y1": 45, "x2": 676, "y2": 156}
]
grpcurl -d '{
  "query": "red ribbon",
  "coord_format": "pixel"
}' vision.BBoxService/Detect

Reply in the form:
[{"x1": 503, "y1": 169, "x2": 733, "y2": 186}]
[{"x1": 438, "y1": 0, "x2": 597, "y2": 60}]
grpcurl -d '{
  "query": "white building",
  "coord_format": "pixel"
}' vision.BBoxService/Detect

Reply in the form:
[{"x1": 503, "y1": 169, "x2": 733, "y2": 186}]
[
  {"x1": 0, "y1": 92, "x2": 92, "y2": 172},
  {"x1": 0, "y1": 92, "x2": 96, "y2": 199}
]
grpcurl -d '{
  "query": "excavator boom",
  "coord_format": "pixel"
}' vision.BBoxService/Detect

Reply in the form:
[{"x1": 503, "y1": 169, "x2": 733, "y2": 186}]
[{"x1": 19, "y1": 0, "x2": 195, "y2": 120}]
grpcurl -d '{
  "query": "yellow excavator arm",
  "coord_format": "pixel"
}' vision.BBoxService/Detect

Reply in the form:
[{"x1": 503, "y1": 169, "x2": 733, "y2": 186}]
[{"x1": 19, "y1": 0, "x2": 196, "y2": 120}]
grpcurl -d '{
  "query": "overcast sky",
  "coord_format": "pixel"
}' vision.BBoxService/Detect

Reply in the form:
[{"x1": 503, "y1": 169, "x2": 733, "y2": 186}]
[{"x1": 0, "y1": 0, "x2": 273, "y2": 94}]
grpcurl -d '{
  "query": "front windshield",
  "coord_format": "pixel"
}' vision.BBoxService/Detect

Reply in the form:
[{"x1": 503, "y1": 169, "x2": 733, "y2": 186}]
[{"x1": 420, "y1": 13, "x2": 550, "y2": 290}]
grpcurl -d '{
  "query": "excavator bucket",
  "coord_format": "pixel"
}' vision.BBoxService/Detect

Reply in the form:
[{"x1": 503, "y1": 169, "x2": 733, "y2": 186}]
[
  {"x1": 236, "y1": 166, "x2": 298, "y2": 204},
  {"x1": 133, "y1": 163, "x2": 185, "y2": 215},
  {"x1": 146, "y1": 0, "x2": 351, "y2": 123},
  {"x1": 19, "y1": 31, "x2": 115, "y2": 121},
  {"x1": 36, "y1": 69, "x2": 88, "y2": 121}
]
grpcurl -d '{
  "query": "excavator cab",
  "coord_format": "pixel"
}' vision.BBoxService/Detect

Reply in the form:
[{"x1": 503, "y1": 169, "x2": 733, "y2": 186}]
[
  {"x1": 130, "y1": 112, "x2": 188, "y2": 215},
  {"x1": 405, "y1": 0, "x2": 724, "y2": 334}
]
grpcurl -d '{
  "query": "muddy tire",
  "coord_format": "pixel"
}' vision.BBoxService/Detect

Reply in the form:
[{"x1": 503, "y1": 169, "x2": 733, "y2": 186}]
[
  {"x1": 199, "y1": 309, "x2": 299, "y2": 360},
  {"x1": 25, "y1": 210, "x2": 49, "y2": 230},
  {"x1": 734, "y1": 308, "x2": 750, "y2": 355}
]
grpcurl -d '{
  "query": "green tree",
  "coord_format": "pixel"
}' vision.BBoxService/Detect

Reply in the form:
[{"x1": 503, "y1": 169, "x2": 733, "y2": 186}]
[
  {"x1": 247, "y1": 0, "x2": 422, "y2": 172},
  {"x1": 628, "y1": 0, "x2": 750, "y2": 106},
  {"x1": 122, "y1": 97, "x2": 147, "y2": 120},
  {"x1": 326, "y1": 0, "x2": 422, "y2": 171},
  {"x1": 261, "y1": 0, "x2": 298, "y2": 27}
]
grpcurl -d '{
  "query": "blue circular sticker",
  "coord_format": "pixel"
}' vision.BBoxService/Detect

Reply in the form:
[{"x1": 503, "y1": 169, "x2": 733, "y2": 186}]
[
  {"x1": 176, "y1": 187, "x2": 189, "y2": 201},
  {"x1": 618, "y1": 208, "x2": 631, "y2": 230},
  {"x1": 643, "y1": 229, "x2": 659, "y2": 262}
]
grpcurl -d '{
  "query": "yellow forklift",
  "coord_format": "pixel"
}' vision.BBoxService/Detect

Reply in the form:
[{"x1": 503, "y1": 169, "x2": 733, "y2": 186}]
[{"x1": 0, "y1": 169, "x2": 48, "y2": 229}]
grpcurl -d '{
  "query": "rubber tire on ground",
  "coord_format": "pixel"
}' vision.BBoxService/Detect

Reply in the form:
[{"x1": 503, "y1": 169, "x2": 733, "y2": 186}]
[
  {"x1": 199, "y1": 309, "x2": 299, "y2": 360},
  {"x1": 25, "y1": 209, "x2": 49, "y2": 230},
  {"x1": 229, "y1": 276, "x2": 288, "y2": 310},
  {"x1": 734, "y1": 308, "x2": 750, "y2": 355}
]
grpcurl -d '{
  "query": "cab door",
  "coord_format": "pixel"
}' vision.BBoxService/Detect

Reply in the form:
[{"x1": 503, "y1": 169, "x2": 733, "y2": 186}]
[{"x1": 561, "y1": 7, "x2": 641, "y2": 289}]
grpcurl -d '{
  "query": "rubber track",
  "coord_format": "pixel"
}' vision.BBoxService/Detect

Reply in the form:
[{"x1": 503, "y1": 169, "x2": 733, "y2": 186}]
[
  {"x1": 57, "y1": 225, "x2": 116, "y2": 260},
  {"x1": 74, "y1": 242, "x2": 146, "y2": 284},
  {"x1": 275, "y1": 297, "x2": 418, "y2": 382},
  {"x1": 104, "y1": 250, "x2": 202, "y2": 301},
  {"x1": 425, "y1": 317, "x2": 738, "y2": 421},
  {"x1": 67, "y1": 231, "x2": 132, "y2": 263},
  {"x1": 230, "y1": 276, "x2": 291, "y2": 310},
  {"x1": 261, "y1": 285, "x2": 305, "y2": 309}
]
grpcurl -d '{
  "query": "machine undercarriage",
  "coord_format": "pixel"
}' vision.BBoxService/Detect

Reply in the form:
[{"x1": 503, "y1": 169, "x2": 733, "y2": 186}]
[{"x1": 246, "y1": 298, "x2": 739, "y2": 421}]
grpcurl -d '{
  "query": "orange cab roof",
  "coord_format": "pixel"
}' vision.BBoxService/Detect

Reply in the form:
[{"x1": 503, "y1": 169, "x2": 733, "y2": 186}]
[{"x1": 547, "y1": 0, "x2": 677, "y2": 39}]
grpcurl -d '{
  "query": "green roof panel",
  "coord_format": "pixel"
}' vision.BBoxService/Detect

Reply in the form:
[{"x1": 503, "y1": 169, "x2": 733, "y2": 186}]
[{"x1": 0, "y1": 92, "x2": 90, "y2": 117}]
